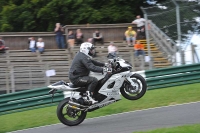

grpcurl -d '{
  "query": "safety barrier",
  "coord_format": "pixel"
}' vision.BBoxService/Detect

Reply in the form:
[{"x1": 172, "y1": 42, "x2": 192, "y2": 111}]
[
  {"x1": 0, "y1": 87, "x2": 63, "y2": 115},
  {"x1": 145, "y1": 63, "x2": 200, "y2": 90},
  {"x1": 1, "y1": 63, "x2": 200, "y2": 115}
]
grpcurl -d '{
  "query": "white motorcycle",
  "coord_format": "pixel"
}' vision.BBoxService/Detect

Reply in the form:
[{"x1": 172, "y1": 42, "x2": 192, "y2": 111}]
[{"x1": 48, "y1": 57, "x2": 147, "y2": 126}]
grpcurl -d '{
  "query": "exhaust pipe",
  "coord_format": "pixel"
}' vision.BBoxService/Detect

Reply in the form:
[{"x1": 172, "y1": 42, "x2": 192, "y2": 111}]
[
  {"x1": 68, "y1": 105, "x2": 85, "y2": 111},
  {"x1": 68, "y1": 101, "x2": 88, "y2": 108}
]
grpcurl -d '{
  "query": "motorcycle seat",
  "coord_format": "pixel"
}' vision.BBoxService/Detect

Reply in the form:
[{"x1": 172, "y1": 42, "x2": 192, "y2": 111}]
[{"x1": 68, "y1": 83, "x2": 80, "y2": 88}]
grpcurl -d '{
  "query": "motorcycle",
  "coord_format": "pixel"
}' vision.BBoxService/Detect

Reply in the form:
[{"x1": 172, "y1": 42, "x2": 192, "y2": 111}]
[{"x1": 48, "y1": 57, "x2": 147, "y2": 126}]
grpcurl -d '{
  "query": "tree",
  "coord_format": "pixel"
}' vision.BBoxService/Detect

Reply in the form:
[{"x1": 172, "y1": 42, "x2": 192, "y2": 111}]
[{"x1": 0, "y1": 0, "x2": 154, "y2": 32}]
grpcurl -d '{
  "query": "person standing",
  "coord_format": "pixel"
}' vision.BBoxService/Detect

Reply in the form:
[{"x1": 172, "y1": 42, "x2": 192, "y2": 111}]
[
  {"x1": 132, "y1": 15, "x2": 146, "y2": 39},
  {"x1": 67, "y1": 30, "x2": 75, "y2": 49},
  {"x1": 67, "y1": 30, "x2": 75, "y2": 59},
  {"x1": 54, "y1": 23, "x2": 65, "y2": 49},
  {"x1": 75, "y1": 29, "x2": 84, "y2": 46}
]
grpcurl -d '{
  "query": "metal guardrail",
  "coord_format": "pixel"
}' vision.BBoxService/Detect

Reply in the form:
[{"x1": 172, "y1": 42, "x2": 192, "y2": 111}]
[
  {"x1": 1, "y1": 63, "x2": 200, "y2": 115},
  {"x1": 0, "y1": 87, "x2": 63, "y2": 115},
  {"x1": 146, "y1": 63, "x2": 200, "y2": 89}
]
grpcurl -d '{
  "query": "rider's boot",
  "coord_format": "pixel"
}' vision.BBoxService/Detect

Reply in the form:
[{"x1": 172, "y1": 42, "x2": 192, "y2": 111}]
[{"x1": 86, "y1": 91, "x2": 98, "y2": 104}]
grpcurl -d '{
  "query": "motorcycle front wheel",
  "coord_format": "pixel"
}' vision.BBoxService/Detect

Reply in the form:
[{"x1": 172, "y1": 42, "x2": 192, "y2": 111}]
[
  {"x1": 57, "y1": 97, "x2": 87, "y2": 126},
  {"x1": 120, "y1": 73, "x2": 147, "y2": 100}
]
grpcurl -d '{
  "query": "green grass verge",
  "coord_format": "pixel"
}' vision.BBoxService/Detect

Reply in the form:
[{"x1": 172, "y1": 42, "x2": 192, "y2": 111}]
[
  {"x1": 134, "y1": 124, "x2": 200, "y2": 133},
  {"x1": 1, "y1": 82, "x2": 200, "y2": 133}
]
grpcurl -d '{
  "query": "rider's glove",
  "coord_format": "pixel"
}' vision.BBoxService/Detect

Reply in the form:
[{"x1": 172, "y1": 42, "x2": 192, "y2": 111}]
[
  {"x1": 102, "y1": 67, "x2": 112, "y2": 75},
  {"x1": 102, "y1": 67, "x2": 107, "y2": 75},
  {"x1": 107, "y1": 68, "x2": 112, "y2": 73},
  {"x1": 104, "y1": 63, "x2": 109, "y2": 67}
]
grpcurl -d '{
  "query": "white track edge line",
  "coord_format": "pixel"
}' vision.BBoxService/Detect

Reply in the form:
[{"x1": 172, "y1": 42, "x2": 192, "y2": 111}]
[{"x1": 8, "y1": 101, "x2": 200, "y2": 133}]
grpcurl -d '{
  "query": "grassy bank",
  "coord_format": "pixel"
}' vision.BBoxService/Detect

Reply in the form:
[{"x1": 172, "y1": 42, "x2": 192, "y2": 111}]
[
  {"x1": 134, "y1": 124, "x2": 200, "y2": 133},
  {"x1": 1, "y1": 82, "x2": 200, "y2": 133}
]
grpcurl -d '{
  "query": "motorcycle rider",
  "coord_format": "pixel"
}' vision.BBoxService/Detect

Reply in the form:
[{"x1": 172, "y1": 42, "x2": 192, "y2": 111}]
[{"x1": 69, "y1": 42, "x2": 105, "y2": 104}]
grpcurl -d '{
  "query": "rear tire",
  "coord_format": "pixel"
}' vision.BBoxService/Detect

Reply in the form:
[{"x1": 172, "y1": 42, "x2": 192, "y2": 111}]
[
  {"x1": 120, "y1": 73, "x2": 147, "y2": 100},
  {"x1": 57, "y1": 97, "x2": 87, "y2": 126}
]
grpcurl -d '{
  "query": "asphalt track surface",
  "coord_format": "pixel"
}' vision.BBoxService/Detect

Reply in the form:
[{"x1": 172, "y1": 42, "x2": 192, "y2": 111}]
[{"x1": 10, "y1": 101, "x2": 200, "y2": 133}]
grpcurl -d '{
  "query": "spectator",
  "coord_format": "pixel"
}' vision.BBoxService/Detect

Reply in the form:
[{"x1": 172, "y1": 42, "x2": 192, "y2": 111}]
[
  {"x1": 107, "y1": 42, "x2": 118, "y2": 59},
  {"x1": 132, "y1": 15, "x2": 146, "y2": 39},
  {"x1": 87, "y1": 38, "x2": 93, "y2": 43},
  {"x1": 28, "y1": 37, "x2": 37, "y2": 53},
  {"x1": 93, "y1": 30, "x2": 104, "y2": 45},
  {"x1": 0, "y1": 37, "x2": 6, "y2": 53},
  {"x1": 134, "y1": 41, "x2": 145, "y2": 57},
  {"x1": 67, "y1": 30, "x2": 75, "y2": 50},
  {"x1": 67, "y1": 30, "x2": 75, "y2": 59},
  {"x1": 124, "y1": 26, "x2": 137, "y2": 46},
  {"x1": 75, "y1": 29, "x2": 84, "y2": 45},
  {"x1": 54, "y1": 23, "x2": 65, "y2": 49},
  {"x1": 36, "y1": 38, "x2": 45, "y2": 54}
]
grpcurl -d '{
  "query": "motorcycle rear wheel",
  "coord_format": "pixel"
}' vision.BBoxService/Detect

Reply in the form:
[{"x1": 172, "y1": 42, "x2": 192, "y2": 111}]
[
  {"x1": 57, "y1": 97, "x2": 87, "y2": 126},
  {"x1": 120, "y1": 73, "x2": 147, "y2": 100}
]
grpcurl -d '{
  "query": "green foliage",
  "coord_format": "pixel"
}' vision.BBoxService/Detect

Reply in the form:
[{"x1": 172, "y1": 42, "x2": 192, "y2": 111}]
[
  {"x1": 0, "y1": 0, "x2": 147, "y2": 32},
  {"x1": 1, "y1": 23, "x2": 13, "y2": 31}
]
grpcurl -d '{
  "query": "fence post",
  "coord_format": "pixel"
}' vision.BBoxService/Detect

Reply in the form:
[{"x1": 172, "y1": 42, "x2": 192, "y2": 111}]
[
  {"x1": 130, "y1": 50, "x2": 135, "y2": 71},
  {"x1": 29, "y1": 66, "x2": 33, "y2": 89},
  {"x1": 10, "y1": 66, "x2": 15, "y2": 93},
  {"x1": 45, "y1": 64, "x2": 50, "y2": 86},
  {"x1": 172, "y1": 0, "x2": 183, "y2": 65},
  {"x1": 6, "y1": 67, "x2": 10, "y2": 93},
  {"x1": 141, "y1": 7, "x2": 153, "y2": 69},
  {"x1": 191, "y1": 44, "x2": 199, "y2": 63},
  {"x1": 140, "y1": 55, "x2": 144, "y2": 70}
]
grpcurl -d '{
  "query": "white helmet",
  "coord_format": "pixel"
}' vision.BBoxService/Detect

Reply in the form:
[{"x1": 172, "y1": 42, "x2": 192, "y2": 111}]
[{"x1": 80, "y1": 42, "x2": 95, "y2": 57}]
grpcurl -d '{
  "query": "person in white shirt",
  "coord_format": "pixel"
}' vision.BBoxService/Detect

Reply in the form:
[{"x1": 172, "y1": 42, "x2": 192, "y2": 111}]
[
  {"x1": 132, "y1": 15, "x2": 146, "y2": 39},
  {"x1": 28, "y1": 37, "x2": 36, "y2": 52},
  {"x1": 107, "y1": 42, "x2": 118, "y2": 59},
  {"x1": 36, "y1": 38, "x2": 45, "y2": 54}
]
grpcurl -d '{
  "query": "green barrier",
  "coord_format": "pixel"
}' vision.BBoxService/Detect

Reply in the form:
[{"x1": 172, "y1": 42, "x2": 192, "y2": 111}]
[
  {"x1": 0, "y1": 87, "x2": 51, "y2": 104},
  {"x1": 0, "y1": 103, "x2": 58, "y2": 116},
  {"x1": 147, "y1": 71, "x2": 200, "y2": 86},
  {"x1": 0, "y1": 87, "x2": 64, "y2": 115},
  {"x1": 145, "y1": 63, "x2": 200, "y2": 77},
  {"x1": 0, "y1": 93, "x2": 63, "y2": 112},
  {"x1": 148, "y1": 79, "x2": 200, "y2": 90}
]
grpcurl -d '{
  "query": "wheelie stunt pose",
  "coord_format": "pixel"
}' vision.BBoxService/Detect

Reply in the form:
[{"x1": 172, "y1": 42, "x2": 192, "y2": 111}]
[{"x1": 48, "y1": 42, "x2": 147, "y2": 126}]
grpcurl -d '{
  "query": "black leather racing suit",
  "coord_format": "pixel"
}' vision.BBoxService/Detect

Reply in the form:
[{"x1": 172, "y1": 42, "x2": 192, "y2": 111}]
[{"x1": 69, "y1": 52, "x2": 104, "y2": 93}]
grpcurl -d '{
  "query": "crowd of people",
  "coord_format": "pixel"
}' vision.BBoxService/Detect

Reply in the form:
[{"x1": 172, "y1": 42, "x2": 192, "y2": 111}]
[
  {"x1": 28, "y1": 37, "x2": 45, "y2": 54},
  {"x1": 1, "y1": 15, "x2": 146, "y2": 58}
]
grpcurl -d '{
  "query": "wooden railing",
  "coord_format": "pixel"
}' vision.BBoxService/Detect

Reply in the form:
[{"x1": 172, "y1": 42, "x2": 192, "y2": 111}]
[{"x1": 0, "y1": 23, "x2": 136, "y2": 50}]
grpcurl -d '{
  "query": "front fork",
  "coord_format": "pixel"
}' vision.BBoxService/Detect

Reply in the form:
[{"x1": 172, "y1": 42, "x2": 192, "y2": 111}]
[{"x1": 126, "y1": 73, "x2": 139, "y2": 92}]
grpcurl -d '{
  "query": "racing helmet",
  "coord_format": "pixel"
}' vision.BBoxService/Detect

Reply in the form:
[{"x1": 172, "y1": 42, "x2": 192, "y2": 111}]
[{"x1": 80, "y1": 42, "x2": 95, "y2": 57}]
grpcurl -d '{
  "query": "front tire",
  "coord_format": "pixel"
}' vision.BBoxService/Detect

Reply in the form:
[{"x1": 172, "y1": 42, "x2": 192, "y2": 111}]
[
  {"x1": 120, "y1": 73, "x2": 147, "y2": 100},
  {"x1": 57, "y1": 98, "x2": 87, "y2": 126}
]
